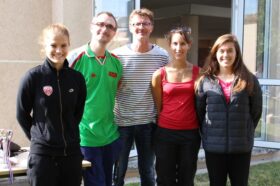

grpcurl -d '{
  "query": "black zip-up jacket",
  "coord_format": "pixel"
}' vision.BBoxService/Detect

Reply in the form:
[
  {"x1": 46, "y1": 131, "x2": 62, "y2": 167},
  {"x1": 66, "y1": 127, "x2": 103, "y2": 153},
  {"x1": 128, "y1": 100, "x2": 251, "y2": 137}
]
[
  {"x1": 16, "y1": 58, "x2": 86, "y2": 156},
  {"x1": 196, "y1": 75, "x2": 262, "y2": 153}
]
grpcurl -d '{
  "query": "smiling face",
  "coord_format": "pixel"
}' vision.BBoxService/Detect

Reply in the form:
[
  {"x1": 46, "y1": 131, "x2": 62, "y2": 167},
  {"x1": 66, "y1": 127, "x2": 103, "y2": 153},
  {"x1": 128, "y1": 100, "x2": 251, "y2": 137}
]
[
  {"x1": 129, "y1": 14, "x2": 153, "y2": 41},
  {"x1": 170, "y1": 33, "x2": 190, "y2": 61},
  {"x1": 44, "y1": 31, "x2": 69, "y2": 69},
  {"x1": 216, "y1": 42, "x2": 237, "y2": 70},
  {"x1": 90, "y1": 13, "x2": 117, "y2": 45}
]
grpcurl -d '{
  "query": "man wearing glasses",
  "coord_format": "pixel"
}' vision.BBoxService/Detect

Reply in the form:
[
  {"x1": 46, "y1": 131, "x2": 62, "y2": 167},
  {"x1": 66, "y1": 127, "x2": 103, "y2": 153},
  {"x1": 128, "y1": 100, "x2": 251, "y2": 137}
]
[
  {"x1": 68, "y1": 12, "x2": 123, "y2": 186},
  {"x1": 113, "y1": 8, "x2": 169, "y2": 186}
]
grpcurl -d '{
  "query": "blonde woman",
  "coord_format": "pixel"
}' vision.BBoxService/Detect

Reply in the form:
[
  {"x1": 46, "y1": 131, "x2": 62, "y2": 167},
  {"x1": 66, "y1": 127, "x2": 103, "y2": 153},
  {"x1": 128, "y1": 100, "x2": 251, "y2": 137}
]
[{"x1": 16, "y1": 24, "x2": 86, "y2": 186}]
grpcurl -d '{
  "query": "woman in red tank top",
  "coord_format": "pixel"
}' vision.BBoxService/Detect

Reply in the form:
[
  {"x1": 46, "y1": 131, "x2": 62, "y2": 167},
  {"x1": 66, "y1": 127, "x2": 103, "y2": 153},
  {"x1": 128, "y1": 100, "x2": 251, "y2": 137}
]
[{"x1": 151, "y1": 26, "x2": 201, "y2": 186}]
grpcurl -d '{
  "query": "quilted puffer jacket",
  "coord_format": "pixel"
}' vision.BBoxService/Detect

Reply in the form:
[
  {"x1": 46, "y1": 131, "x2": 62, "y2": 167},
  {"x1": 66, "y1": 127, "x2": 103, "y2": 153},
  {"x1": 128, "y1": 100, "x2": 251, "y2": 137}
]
[{"x1": 196, "y1": 75, "x2": 262, "y2": 153}]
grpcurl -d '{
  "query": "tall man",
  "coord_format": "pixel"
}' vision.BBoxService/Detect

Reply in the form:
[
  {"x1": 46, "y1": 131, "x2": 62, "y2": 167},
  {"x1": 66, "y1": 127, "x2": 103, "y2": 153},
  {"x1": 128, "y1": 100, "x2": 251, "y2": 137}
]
[
  {"x1": 68, "y1": 12, "x2": 123, "y2": 186},
  {"x1": 113, "y1": 8, "x2": 169, "y2": 186}
]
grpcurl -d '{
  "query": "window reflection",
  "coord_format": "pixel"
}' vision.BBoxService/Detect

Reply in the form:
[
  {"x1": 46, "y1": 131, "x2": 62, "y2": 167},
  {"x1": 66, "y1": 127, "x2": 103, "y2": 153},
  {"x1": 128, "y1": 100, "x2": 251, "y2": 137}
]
[
  {"x1": 244, "y1": 0, "x2": 280, "y2": 143},
  {"x1": 244, "y1": 0, "x2": 280, "y2": 79},
  {"x1": 268, "y1": 1, "x2": 280, "y2": 79},
  {"x1": 243, "y1": 0, "x2": 263, "y2": 77},
  {"x1": 256, "y1": 85, "x2": 280, "y2": 143}
]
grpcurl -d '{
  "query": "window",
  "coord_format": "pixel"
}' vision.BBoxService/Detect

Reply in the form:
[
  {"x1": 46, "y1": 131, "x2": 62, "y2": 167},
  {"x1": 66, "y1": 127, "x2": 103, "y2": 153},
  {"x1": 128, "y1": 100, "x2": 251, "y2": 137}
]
[{"x1": 243, "y1": 0, "x2": 280, "y2": 148}]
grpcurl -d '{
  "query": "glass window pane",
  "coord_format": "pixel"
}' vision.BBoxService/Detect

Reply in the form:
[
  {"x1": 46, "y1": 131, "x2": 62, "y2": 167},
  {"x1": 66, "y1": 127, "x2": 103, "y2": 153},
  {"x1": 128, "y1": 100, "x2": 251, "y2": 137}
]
[
  {"x1": 244, "y1": 0, "x2": 280, "y2": 79},
  {"x1": 243, "y1": 0, "x2": 264, "y2": 77},
  {"x1": 244, "y1": 0, "x2": 280, "y2": 145},
  {"x1": 256, "y1": 85, "x2": 280, "y2": 143},
  {"x1": 268, "y1": 0, "x2": 280, "y2": 79}
]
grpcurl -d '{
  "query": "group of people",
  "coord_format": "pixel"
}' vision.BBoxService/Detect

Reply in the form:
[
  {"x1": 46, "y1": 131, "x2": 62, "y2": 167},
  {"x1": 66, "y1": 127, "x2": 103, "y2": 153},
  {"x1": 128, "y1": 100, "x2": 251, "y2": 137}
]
[{"x1": 16, "y1": 7, "x2": 262, "y2": 186}]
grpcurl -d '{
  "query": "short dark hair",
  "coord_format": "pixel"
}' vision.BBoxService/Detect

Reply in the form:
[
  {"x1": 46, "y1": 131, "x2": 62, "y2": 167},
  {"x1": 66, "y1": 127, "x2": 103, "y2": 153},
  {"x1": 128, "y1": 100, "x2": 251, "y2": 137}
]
[{"x1": 165, "y1": 25, "x2": 192, "y2": 45}]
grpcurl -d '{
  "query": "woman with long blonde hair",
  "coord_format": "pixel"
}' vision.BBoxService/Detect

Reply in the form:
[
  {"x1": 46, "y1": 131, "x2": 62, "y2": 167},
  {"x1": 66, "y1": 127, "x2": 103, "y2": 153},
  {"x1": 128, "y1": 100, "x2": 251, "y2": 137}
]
[{"x1": 16, "y1": 24, "x2": 86, "y2": 186}]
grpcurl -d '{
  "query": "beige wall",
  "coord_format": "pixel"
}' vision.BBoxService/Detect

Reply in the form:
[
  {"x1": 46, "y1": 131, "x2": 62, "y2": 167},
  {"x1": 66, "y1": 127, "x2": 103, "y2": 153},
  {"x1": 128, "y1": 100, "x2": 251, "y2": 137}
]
[
  {"x1": 0, "y1": 0, "x2": 52, "y2": 60},
  {"x1": 62, "y1": 0, "x2": 93, "y2": 49},
  {"x1": 0, "y1": 62, "x2": 38, "y2": 147},
  {"x1": 243, "y1": 23, "x2": 257, "y2": 73},
  {"x1": 0, "y1": 0, "x2": 93, "y2": 146}
]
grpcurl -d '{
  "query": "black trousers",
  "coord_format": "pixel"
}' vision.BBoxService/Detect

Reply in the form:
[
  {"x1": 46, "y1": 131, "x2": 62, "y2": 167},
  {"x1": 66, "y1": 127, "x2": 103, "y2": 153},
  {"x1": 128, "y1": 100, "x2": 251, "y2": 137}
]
[
  {"x1": 154, "y1": 127, "x2": 201, "y2": 186},
  {"x1": 205, "y1": 151, "x2": 252, "y2": 186},
  {"x1": 27, "y1": 153, "x2": 82, "y2": 186}
]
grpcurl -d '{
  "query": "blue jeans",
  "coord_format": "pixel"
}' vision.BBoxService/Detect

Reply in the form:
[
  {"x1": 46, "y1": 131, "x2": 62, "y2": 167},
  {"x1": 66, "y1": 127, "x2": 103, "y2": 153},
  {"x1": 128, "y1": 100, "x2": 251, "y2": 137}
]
[
  {"x1": 81, "y1": 138, "x2": 122, "y2": 186},
  {"x1": 114, "y1": 123, "x2": 156, "y2": 186}
]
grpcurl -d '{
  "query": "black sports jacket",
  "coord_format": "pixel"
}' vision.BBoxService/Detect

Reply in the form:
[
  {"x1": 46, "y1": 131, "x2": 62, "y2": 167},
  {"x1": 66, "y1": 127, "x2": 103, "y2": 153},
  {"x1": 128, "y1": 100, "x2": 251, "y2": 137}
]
[{"x1": 16, "y1": 58, "x2": 86, "y2": 156}]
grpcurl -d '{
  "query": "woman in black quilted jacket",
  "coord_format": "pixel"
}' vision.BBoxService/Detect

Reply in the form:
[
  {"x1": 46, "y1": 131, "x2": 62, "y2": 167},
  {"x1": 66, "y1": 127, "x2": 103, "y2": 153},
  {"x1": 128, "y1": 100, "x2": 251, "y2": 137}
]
[{"x1": 195, "y1": 34, "x2": 262, "y2": 186}]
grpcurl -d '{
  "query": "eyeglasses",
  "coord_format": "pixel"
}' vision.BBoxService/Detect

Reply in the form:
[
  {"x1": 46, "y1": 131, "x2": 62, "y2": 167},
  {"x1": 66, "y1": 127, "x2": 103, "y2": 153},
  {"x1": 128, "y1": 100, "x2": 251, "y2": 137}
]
[
  {"x1": 93, "y1": 22, "x2": 116, "y2": 31},
  {"x1": 131, "y1": 22, "x2": 152, "y2": 27}
]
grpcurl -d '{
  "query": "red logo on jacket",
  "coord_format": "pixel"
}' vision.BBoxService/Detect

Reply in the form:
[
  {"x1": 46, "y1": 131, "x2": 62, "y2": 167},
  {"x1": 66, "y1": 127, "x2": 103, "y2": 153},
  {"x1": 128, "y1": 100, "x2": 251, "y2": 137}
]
[
  {"x1": 43, "y1": 86, "x2": 53, "y2": 96},
  {"x1": 108, "y1": 72, "x2": 117, "y2": 78}
]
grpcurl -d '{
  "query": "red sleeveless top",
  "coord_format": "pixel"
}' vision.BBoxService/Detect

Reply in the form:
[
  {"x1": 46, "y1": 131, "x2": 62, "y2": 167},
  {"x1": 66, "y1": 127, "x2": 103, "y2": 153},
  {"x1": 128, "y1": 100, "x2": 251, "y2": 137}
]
[{"x1": 158, "y1": 65, "x2": 199, "y2": 130}]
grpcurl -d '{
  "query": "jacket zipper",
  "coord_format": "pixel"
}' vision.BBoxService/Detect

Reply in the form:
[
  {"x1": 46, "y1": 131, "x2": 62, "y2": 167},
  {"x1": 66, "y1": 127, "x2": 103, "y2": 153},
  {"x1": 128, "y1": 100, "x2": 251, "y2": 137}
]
[
  {"x1": 216, "y1": 78, "x2": 231, "y2": 153},
  {"x1": 226, "y1": 105, "x2": 229, "y2": 153},
  {"x1": 57, "y1": 71, "x2": 67, "y2": 156},
  {"x1": 216, "y1": 77, "x2": 237, "y2": 153}
]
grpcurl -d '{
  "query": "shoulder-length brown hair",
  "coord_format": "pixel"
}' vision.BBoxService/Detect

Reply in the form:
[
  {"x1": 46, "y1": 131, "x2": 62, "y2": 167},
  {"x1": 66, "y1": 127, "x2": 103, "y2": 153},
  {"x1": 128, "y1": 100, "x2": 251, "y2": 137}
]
[{"x1": 201, "y1": 34, "x2": 254, "y2": 94}]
